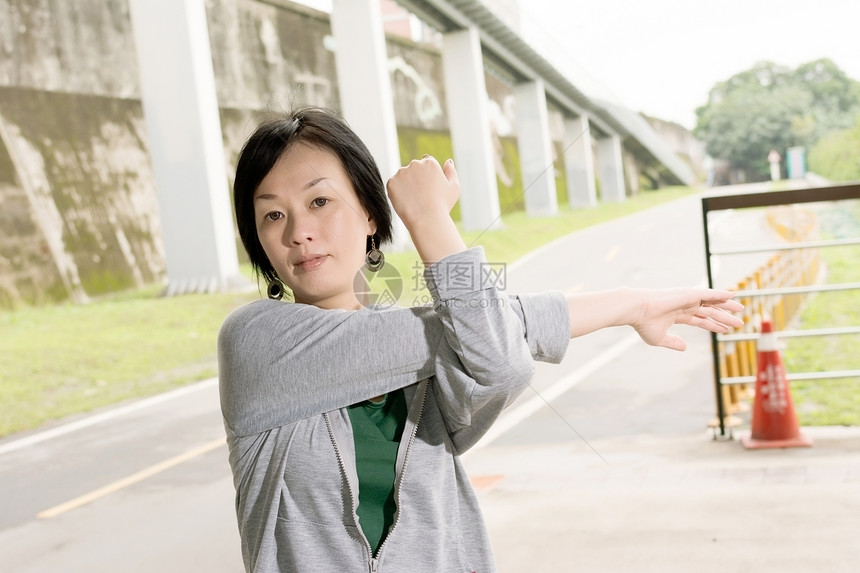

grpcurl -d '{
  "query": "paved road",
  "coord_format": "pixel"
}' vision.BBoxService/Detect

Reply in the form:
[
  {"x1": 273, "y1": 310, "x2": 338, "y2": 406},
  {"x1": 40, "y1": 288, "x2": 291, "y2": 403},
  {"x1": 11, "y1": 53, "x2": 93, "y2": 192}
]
[
  {"x1": 0, "y1": 380, "x2": 242, "y2": 572},
  {"x1": 2, "y1": 182, "x2": 857, "y2": 572},
  {"x1": 482, "y1": 188, "x2": 773, "y2": 447}
]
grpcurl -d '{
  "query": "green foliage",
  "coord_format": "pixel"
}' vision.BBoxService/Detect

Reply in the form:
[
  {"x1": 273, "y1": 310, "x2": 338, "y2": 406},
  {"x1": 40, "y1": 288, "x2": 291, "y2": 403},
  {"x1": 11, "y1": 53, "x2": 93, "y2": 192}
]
[
  {"x1": 695, "y1": 59, "x2": 860, "y2": 180},
  {"x1": 494, "y1": 136, "x2": 526, "y2": 212},
  {"x1": 808, "y1": 116, "x2": 860, "y2": 181},
  {"x1": 783, "y1": 200, "x2": 860, "y2": 425},
  {"x1": 795, "y1": 59, "x2": 860, "y2": 135}
]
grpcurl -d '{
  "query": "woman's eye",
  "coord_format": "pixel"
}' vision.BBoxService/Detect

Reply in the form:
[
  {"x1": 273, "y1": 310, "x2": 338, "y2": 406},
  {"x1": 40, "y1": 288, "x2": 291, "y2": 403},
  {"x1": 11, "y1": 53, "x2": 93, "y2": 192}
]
[
  {"x1": 312, "y1": 197, "x2": 329, "y2": 208},
  {"x1": 265, "y1": 212, "x2": 283, "y2": 221}
]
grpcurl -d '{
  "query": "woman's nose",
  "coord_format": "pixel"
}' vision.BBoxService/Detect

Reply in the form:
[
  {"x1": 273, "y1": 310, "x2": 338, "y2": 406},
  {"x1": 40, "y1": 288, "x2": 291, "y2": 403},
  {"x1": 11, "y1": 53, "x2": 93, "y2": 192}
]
[{"x1": 284, "y1": 214, "x2": 314, "y2": 245}]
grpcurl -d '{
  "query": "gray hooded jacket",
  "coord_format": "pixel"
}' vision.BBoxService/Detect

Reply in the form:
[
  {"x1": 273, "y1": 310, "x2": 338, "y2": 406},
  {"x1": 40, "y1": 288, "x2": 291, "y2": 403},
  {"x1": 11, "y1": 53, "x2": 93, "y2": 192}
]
[{"x1": 218, "y1": 248, "x2": 570, "y2": 572}]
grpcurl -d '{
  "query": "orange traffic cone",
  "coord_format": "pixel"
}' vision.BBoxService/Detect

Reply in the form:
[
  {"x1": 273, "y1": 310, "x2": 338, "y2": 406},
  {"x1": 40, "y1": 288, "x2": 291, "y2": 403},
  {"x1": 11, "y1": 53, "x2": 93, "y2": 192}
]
[{"x1": 741, "y1": 320, "x2": 813, "y2": 449}]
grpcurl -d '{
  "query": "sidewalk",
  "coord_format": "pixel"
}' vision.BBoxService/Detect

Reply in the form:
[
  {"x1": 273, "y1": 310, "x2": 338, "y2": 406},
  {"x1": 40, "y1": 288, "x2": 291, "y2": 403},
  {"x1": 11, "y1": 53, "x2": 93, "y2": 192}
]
[{"x1": 466, "y1": 425, "x2": 860, "y2": 572}]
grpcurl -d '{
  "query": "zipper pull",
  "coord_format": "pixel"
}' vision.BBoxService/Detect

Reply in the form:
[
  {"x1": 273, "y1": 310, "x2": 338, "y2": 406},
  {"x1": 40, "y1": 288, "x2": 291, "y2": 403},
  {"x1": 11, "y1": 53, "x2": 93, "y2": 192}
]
[{"x1": 369, "y1": 557, "x2": 378, "y2": 573}]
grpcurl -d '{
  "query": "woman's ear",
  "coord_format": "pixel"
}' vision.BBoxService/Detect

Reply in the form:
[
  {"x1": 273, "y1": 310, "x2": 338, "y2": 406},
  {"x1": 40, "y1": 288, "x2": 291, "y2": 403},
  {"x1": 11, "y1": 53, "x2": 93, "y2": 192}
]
[{"x1": 367, "y1": 216, "x2": 376, "y2": 237}]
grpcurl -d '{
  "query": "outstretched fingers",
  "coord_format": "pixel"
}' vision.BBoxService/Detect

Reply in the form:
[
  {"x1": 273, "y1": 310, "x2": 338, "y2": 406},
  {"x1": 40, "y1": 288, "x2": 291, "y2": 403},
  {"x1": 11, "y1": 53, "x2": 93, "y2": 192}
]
[
  {"x1": 693, "y1": 288, "x2": 742, "y2": 307},
  {"x1": 685, "y1": 299, "x2": 745, "y2": 332}
]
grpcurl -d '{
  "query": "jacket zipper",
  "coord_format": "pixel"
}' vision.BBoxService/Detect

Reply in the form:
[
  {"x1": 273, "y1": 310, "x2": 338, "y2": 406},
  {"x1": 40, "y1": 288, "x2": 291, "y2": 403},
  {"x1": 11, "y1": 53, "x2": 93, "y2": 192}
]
[
  {"x1": 323, "y1": 412, "x2": 375, "y2": 562},
  {"x1": 370, "y1": 383, "x2": 428, "y2": 569}
]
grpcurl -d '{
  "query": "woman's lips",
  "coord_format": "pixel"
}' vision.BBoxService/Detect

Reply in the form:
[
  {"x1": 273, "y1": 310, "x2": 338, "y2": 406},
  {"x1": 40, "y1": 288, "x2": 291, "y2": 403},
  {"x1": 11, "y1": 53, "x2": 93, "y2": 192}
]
[{"x1": 296, "y1": 255, "x2": 327, "y2": 271}]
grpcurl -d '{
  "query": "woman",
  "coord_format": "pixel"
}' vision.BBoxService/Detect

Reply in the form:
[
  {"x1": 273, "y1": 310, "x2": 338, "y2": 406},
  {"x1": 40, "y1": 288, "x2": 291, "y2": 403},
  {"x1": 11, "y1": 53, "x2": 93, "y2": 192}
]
[{"x1": 218, "y1": 107, "x2": 743, "y2": 572}]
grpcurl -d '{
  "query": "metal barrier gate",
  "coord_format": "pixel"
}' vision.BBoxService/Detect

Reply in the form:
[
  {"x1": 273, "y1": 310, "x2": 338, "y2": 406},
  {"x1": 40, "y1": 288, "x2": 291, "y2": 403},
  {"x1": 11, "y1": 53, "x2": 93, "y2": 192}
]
[{"x1": 702, "y1": 182, "x2": 860, "y2": 438}]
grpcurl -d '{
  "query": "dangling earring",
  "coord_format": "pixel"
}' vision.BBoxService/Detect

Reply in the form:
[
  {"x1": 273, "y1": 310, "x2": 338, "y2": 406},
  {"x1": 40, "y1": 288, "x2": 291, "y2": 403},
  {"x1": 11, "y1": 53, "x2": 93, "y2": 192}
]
[
  {"x1": 267, "y1": 277, "x2": 284, "y2": 300},
  {"x1": 365, "y1": 235, "x2": 385, "y2": 272}
]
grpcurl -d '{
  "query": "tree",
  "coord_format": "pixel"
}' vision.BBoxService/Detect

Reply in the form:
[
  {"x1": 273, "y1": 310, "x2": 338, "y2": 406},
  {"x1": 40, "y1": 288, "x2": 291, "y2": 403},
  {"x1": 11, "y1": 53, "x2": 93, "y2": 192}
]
[
  {"x1": 808, "y1": 117, "x2": 860, "y2": 182},
  {"x1": 694, "y1": 59, "x2": 860, "y2": 181},
  {"x1": 793, "y1": 59, "x2": 860, "y2": 140}
]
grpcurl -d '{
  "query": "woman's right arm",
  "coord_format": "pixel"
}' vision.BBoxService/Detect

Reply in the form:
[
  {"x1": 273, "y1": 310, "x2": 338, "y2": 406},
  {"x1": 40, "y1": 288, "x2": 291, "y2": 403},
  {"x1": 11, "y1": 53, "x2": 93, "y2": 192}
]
[
  {"x1": 217, "y1": 274, "x2": 571, "y2": 438},
  {"x1": 218, "y1": 299, "x2": 444, "y2": 437}
]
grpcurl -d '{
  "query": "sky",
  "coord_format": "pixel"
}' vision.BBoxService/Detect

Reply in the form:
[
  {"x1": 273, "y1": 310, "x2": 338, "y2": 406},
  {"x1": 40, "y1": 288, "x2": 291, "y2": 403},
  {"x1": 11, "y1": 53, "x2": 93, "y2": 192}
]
[
  {"x1": 298, "y1": 0, "x2": 860, "y2": 130},
  {"x1": 520, "y1": 0, "x2": 860, "y2": 129}
]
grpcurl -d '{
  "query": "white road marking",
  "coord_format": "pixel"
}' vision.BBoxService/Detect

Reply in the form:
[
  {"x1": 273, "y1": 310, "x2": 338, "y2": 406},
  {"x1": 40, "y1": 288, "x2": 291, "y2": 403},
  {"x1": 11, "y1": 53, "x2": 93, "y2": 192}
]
[
  {"x1": 467, "y1": 333, "x2": 641, "y2": 454},
  {"x1": 0, "y1": 377, "x2": 218, "y2": 456},
  {"x1": 468, "y1": 277, "x2": 712, "y2": 454}
]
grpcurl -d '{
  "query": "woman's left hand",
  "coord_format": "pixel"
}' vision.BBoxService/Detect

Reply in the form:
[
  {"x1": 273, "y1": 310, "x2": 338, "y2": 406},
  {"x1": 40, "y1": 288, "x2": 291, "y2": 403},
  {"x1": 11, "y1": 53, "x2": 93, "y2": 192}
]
[
  {"x1": 387, "y1": 156, "x2": 460, "y2": 230},
  {"x1": 386, "y1": 156, "x2": 467, "y2": 263},
  {"x1": 631, "y1": 288, "x2": 744, "y2": 351}
]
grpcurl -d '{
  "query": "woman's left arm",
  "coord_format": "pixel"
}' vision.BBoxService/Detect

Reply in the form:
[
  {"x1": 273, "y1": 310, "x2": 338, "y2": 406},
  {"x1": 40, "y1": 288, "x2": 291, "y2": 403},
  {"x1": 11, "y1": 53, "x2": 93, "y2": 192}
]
[
  {"x1": 421, "y1": 248, "x2": 570, "y2": 453},
  {"x1": 387, "y1": 159, "x2": 566, "y2": 451},
  {"x1": 432, "y1": 283, "x2": 743, "y2": 454},
  {"x1": 564, "y1": 287, "x2": 744, "y2": 349}
]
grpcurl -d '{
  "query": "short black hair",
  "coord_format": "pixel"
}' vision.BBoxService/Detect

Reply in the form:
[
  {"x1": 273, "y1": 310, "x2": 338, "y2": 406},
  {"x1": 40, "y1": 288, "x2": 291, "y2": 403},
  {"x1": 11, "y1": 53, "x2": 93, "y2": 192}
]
[{"x1": 233, "y1": 107, "x2": 393, "y2": 284}]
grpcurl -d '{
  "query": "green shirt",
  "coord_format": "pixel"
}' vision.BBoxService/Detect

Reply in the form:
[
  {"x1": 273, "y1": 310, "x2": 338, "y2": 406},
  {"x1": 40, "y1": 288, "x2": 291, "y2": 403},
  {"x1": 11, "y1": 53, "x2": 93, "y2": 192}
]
[{"x1": 347, "y1": 389, "x2": 408, "y2": 555}]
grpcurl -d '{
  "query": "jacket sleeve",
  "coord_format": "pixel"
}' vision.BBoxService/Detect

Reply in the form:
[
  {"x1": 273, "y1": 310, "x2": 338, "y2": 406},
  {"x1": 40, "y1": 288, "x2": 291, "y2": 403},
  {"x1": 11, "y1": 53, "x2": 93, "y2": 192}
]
[
  {"x1": 217, "y1": 248, "x2": 569, "y2": 438},
  {"x1": 424, "y1": 248, "x2": 570, "y2": 454},
  {"x1": 218, "y1": 299, "x2": 443, "y2": 437}
]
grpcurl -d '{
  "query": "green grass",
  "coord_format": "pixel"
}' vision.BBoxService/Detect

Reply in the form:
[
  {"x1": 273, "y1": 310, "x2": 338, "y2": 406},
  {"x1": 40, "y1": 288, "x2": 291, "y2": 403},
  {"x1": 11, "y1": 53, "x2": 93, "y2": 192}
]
[
  {"x1": 783, "y1": 201, "x2": 860, "y2": 426},
  {"x1": 0, "y1": 286, "x2": 259, "y2": 436}
]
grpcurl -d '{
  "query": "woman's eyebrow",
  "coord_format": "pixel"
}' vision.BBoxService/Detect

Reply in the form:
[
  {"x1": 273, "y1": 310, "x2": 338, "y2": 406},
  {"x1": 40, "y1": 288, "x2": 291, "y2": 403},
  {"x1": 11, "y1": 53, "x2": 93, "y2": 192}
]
[
  {"x1": 304, "y1": 176, "x2": 327, "y2": 190},
  {"x1": 254, "y1": 178, "x2": 329, "y2": 202}
]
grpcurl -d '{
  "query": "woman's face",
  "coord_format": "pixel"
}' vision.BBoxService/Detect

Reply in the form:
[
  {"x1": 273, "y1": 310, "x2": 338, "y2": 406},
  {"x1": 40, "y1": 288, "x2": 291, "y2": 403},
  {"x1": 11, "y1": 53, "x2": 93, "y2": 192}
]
[{"x1": 254, "y1": 143, "x2": 374, "y2": 310}]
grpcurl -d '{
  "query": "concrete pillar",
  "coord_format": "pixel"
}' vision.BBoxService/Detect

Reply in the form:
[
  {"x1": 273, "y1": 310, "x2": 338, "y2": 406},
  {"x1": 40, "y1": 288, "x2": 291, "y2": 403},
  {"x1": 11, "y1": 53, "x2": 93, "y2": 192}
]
[
  {"x1": 563, "y1": 114, "x2": 596, "y2": 208},
  {"x1": 514, "y1": 80, "x2": 557, "y2": 217},
  {"x1": 442, "y1": 27, "x2": 501, "y2": 231},
  {"x1": 330, "y1": 0, "x2": 408, "y2": 249},
  {"x1": 597, "y1": 134, "x2": 626, "y2": 202},
  {"x1": 128, "y1": 0, "x2": 241, "y2": 295}
]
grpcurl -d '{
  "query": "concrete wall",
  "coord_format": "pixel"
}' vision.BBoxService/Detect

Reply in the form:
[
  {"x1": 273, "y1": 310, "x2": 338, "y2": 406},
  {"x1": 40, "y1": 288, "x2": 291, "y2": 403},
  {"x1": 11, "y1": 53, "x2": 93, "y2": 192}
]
[
  {"x1": 0, "y1": 1, "x2": 363, "y2": 305},
  {"x1": 0, "y1": 0, "x2": 156, "y2": 306},
  {"x1": 0, "y1": 0, "x2": 626, "y2": 307},
  {"x1": 0, "y1": 88, "x2": 163, "y2": 306},
  {"x1": 0, "y1": 0, "x2": 140, "y2": 98},
  {"x1": 207, "y1": 0, "x2": 338, "y2": 111}
]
